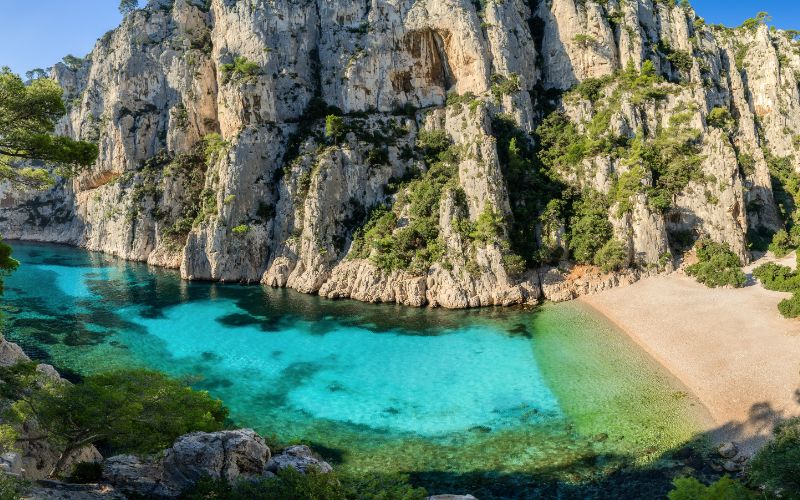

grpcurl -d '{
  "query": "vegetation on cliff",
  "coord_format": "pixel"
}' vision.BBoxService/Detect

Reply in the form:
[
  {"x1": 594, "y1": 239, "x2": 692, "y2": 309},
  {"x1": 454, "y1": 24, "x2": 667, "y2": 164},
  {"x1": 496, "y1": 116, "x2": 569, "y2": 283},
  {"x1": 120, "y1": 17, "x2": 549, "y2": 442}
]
[{"x1": 685, "y1": 239, "x2": 746, "y2": 288}]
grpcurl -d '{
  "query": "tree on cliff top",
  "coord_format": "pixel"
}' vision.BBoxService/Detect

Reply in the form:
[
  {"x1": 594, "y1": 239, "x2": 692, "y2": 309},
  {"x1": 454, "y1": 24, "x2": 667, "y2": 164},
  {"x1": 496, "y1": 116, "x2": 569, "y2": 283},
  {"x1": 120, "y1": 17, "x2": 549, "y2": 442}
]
[{"x1": 119, "y1": 0, "x2": 139, "y2": 16}]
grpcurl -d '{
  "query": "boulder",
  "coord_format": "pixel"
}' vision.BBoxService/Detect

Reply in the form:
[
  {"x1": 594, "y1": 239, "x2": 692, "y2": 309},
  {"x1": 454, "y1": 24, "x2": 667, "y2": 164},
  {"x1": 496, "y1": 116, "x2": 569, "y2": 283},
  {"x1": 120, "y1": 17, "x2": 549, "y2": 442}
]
[
  {"x1": 102, "y1": 455, "x2": 169, "y2": 497},
  {"x1": 104, "y1": 429, "x2": 271, "y2": 498},
  {"x1": 265, "y1": 445, "x2": 333, "y2": 474},
  {"x1": 0, "y1": 452, "x2": 22, "y2": 476},
  {"x1": 718, "y1": 442, "x2": 738, "y2": 459},
  {"x1": 722, "y1": 460, "x2": 743, "y2": 473},
  {"x1": 0, "y1": 339, "x2": 30, "y2": 366},
  {"x1": 162, "y1": 429, "x2": 270, "y2": 486}
]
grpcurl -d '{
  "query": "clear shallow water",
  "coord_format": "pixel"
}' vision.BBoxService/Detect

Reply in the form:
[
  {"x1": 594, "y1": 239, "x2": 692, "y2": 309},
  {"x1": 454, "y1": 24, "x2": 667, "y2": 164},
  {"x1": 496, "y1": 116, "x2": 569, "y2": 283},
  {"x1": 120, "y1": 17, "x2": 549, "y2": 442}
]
[{"x1": 2, "y1": 242, "x2": 713, "y2": 494}]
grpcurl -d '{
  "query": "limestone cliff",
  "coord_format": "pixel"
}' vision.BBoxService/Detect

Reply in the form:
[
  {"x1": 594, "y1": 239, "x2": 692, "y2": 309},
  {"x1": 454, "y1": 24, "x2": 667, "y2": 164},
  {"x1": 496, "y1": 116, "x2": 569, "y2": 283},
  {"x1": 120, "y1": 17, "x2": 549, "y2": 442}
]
[{"x1": 2, "y1": 0, "x2": 799, "y2": 307}]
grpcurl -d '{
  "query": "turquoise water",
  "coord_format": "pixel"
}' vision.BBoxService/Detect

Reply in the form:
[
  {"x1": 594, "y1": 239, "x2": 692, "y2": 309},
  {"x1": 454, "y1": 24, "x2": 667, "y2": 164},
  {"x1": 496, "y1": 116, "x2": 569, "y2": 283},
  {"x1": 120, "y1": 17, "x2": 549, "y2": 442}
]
[{"x1": 2, "y1": 242, "x2": 713, "y2": 495}]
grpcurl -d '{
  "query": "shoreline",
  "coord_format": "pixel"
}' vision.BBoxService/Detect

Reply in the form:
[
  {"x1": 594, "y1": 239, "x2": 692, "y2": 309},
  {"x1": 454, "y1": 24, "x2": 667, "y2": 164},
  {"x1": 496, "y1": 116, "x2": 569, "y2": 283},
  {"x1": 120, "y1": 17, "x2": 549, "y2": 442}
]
[{"x1": 580, "y1": 259, "x2": 800, "y2": 455}]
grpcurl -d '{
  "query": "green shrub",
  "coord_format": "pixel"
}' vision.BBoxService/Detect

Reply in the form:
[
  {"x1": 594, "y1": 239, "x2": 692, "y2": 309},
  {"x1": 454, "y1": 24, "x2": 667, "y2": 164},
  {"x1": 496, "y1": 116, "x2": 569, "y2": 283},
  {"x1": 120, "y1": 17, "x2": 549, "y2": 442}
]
[
  {"x1": 502, "y1": 253, "x2": 527, "y2": 277},
  {"x1": 707, "y1": 107, "x2": 735, "y2": 131},
  {"x1": 469, "y1": 207, "x2": 504, "y2": 243},
  {"x1": 594, "y1": 239, "x2": 628, "y2": 272},
  {"x1": 573, "y1": 33, "x2": 598, "y2": 48},
  {"x1": 740, "y1": 12, "x2": 770, "y2": 32},
  {"x1": 14, "y1": 368, "x2": 228, "y2": 473},
  {"x1": 768, "y1": 229, "x2": 792, "y2": 257},
  {"x1": 231, "y1": 224, "x2": 250, "y2": 235},
  {"x1": 184, "y1": 469, "x2": 427, "y2": 500},
  {"x1": 568, "y1": 190, "x2": 613, "y2": 264},
  {"x1": 685, "y1": 239, "x2": 746, "y2": 288},
  {"x1": 0, "y1": 473, "x2": 25, "y2": 500},
  {"x1": 749, "y1": 417, "x2": 800, "y2": 495},
  {"x1": 778, "y1": 294, "x2": 800, "y2": 318},
  {"x1": 569, "y1": 76, "x2": 611, "y2": 102},
  {"x1": 416, "y1": 129, "x2": 451, "y2": 162},
  {"x1": 668, "y1": 476, "x2": 754, "y2": 500},
  {"x1": 753, "y1": 262, "x2": 800, "y2": 292},
  {"x1": 490, "y1": 73, "x2": 521, "y2": 100},
  {"x1": 325, "y1": 115, "x2": 346, "y2": 142},
  {"x1": 349, "y1": 131, "x2": 458, "y2": 275},
  {"x1": 220, "y1": 56, "x2": 261, "y2": 84},
  {"x1": 666, "y1": 49, "x2": 694, "y2": 73}
]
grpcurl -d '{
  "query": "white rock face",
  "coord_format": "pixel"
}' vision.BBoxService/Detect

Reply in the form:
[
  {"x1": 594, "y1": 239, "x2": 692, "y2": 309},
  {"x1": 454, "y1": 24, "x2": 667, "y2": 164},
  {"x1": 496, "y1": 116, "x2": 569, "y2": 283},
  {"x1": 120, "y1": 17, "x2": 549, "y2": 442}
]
[{"x1": 2, "y1": 0, "x2": 799, "y2": 306}]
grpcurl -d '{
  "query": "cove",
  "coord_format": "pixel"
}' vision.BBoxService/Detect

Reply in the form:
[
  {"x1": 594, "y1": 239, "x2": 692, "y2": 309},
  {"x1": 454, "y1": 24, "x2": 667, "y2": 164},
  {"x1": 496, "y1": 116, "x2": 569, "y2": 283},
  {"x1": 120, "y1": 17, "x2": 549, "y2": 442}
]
[{"x1": 2, "y1": 242, "x2": 713, "y2": 495}]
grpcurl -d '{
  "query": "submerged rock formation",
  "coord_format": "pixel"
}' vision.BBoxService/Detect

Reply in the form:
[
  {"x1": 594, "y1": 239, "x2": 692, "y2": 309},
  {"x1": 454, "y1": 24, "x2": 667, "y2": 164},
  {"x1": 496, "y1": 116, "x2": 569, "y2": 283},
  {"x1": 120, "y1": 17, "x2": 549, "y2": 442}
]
[{"x1": 2, "y1": 0, "x2": 800, "y2": 307}]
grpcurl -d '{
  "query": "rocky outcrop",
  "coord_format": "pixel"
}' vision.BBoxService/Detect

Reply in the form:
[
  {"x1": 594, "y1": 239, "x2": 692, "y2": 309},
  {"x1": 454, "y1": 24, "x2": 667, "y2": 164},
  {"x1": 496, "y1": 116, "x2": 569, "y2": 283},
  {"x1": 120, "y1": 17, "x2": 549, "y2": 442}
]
[
  {"x1": 102, "y1": 429, "x2": 333, "y2": 498},
  {"x1": 3, "y1": 0, "x2": 800, "y2": 307},
  {"x1": 265, "y1": 445, "x2": 333, "y2": 475},
  {"x1": 103, "y1": 429, "x2": 270, "y2": 497},
  {"x1": 0, "y1": 337, "x2": 103, "y2": 481}
]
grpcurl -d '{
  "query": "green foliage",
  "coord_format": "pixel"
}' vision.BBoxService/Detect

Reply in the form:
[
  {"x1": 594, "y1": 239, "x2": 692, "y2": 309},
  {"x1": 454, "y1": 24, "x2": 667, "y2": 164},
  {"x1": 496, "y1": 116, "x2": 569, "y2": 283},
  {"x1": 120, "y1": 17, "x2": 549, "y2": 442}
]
[
  {"x1": 737, "y1": 151, "x2": 756, "y2": 177},
  {"x1": 569, "y1": 76, "x2": 612, "y2": 103},
  {"x1": 594, "y1": 239, "x2": 628, "y2": 272},
  {"x1": 490, "y1": 73, "x2": 521, "y2": 100},
  {"x1": 220, "y1": 56, "x2": 261, "y2": 84},
  {"x1": 22, "y1": 369, "x2": 227, "y2": 474},
  {"x1": 740, "y1": 12, "x2": 771, "y2": 32},
  {"x1": 753, "y1": 262, "x2": 800, "y2": 292},
  {"x1": 765, "y1": 151, "x2": 800, "y2": 225},
  {"x1": 618, "y1": 121, "x2": 704, "y2": 213},
  {"x1": 203, "y1": 133, "x2": 230, "y2": 165},
  {"x1": 349, "y1": 130, "x2": 458, "y2": 275},
  {"x1": 231, "y1": 224, "x2": 250, "y2": 235},
  {"x1": 501, "y1": 253, "x2": 527, "y2": 277},
  {"x1": 0, "y1": 473, "x2": 25, "y2": 500},
  {"x1": 416, "y1": 130, "x2": 450, "y2": 161},
  {"x1": 668, "y1": 476, "x2": 754, "y2": 500},
  {"x1": 778, "y1": 294, "x2": 800, "y2": 318},
  {"x1": 118, "y1": 0, "x2": 139, "y2": 15},
  {"x1": 325, "y1": 115, "x2": 346, "y2": 142},
  {"x1": 569, "y1": 190, "x2": 613, "y2": 264},
  {"x1": 749, "y1": 417, "x2": 800, "y2": 496},
  {"x1": 494, "y1": 115, "x2": 566, "y2": 266},
  {"x1": 0, "y1": 240, "x2": 19, "y2": 295},
  {"x1": 61, "y1": 55, "x2": 85, "y2": 71},
  {"x1": 0, "y1": 68, "x2": 98, "y2": 188},
  {"x1": 184, "y1": 469, "x2": 427, "y2": 500},
  {"x1": 752, "y1": 263, "x2": 800, "y2": 318},
  {"x1": 573, "y1": 34, "x2": 599, "y2": 48},
  {"x1": 768, "y1": 229, "x2": 792, "y2": 257},
  {"x1": 707, "y1": 107, "x2": 735, "y2": 131},
  {"x1": 619, "y1": 60, "x2": 670, "y2": 104},
  {"x1": 536, "y1": 112, "x2": 593, "y2": 176},
  {"x1": 685, "y1": 239, "x2": 746, "y2": 288},
  {"x1": 666, "y1": 49, "x2": 694, "y2": 73},
  {"x1": 469, "y1": 207, "x2": 504, "y2": 243}
]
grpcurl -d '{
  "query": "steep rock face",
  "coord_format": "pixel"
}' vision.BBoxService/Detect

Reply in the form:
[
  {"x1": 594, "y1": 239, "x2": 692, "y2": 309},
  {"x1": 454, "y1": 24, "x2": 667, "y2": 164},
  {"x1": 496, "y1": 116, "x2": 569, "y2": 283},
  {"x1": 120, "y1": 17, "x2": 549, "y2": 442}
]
[{"x1": 2, "y1": 0, "x2": 800, "y2": 307}]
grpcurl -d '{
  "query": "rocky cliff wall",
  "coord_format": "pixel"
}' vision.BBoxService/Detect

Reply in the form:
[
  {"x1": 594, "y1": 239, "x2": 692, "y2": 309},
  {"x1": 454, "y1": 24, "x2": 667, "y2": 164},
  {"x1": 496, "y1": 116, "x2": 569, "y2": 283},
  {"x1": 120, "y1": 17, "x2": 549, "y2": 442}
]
[{"x1": 2, "y1": 0, "x2": 800, "y2": 307}]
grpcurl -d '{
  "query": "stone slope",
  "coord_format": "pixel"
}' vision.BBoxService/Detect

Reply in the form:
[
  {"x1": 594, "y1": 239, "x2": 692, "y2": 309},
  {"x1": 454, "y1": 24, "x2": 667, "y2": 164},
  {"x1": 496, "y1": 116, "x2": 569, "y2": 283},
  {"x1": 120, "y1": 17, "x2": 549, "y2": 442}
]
[{"x1": 2, "y1": 0, "x2": 800, "y2": 307}]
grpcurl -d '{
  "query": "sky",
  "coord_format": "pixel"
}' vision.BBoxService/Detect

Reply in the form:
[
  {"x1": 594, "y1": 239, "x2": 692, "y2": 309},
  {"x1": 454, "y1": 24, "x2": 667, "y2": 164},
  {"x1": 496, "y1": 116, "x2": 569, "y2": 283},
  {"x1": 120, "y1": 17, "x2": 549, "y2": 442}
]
[
  {"x1": 0, "y1": 0, "x2": 122, "y2": 76},
  {"x1": 0, "y1": 1, "x2": 799, "y2": 76}
]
